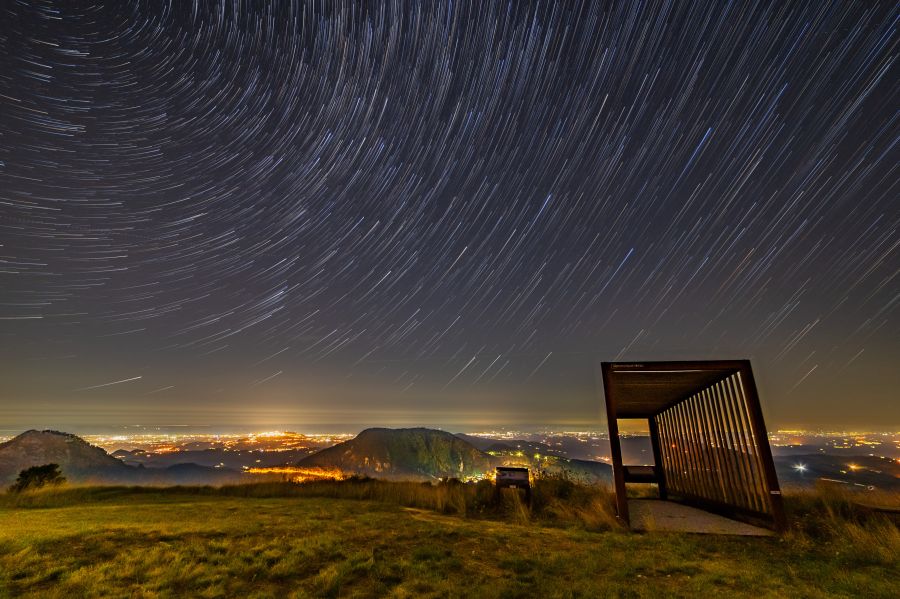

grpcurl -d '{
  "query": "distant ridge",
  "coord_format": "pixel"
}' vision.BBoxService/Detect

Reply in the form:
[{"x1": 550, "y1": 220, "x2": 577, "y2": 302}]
[
  {"x1": 299, "y1": 427, "x2": 494, "y2": 480},
  {"x1": 0, "y1": 430, "x2": 241, "y2": 486},
  {"x1": 0, "y1": 430, "x2": 130, "y2": 484},
  {"x1": 299, "y1": 427, "x2": 615, "y2": 483},
  {"x1": 0, "y1": 428, "x2": 616, "y2": 487}
]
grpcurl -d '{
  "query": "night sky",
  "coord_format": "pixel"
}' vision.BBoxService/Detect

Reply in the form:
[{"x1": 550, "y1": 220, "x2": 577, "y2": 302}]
[{"x1": 1, "y1": 1, "x2": 897, "y2": 431}]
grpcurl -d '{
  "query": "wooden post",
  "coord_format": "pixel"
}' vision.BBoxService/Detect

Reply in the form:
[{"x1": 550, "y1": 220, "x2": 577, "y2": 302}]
[{"x1": 601, "y1": 363, "x2": 629, "y2": 525}]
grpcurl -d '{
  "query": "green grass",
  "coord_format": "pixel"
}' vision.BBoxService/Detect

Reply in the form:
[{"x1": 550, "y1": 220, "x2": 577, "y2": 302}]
[{"x1": 0, "y1": 482, "x2": 897, "y2": 598}]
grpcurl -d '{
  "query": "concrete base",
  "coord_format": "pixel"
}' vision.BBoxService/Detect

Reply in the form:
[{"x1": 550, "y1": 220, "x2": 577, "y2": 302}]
[{"x1": 628, "y1": 499, "x2": 774, "y2": 536}]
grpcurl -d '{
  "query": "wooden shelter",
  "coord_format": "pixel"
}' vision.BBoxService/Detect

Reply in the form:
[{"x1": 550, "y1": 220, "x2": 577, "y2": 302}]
[{"x1": 601, "y1": 360, "x2": 785, "y2": 530}]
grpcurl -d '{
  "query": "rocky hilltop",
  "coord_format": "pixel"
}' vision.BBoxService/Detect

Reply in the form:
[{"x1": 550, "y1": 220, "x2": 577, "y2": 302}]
[
  {"x1": 0, "y1": 430, "x2": 240, "y2": 486},
  {"x1": 0, "y1": 430, "x2": 131, "y2": 484},
  {"x1": 299, "y1": 427, "x2": 495, "y2": 480}
]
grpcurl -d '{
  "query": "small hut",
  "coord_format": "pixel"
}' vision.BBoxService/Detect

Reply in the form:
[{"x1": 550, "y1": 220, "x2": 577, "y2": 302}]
[{"x1": 601, "y1": 360, "x2": 785, "y2": 530}]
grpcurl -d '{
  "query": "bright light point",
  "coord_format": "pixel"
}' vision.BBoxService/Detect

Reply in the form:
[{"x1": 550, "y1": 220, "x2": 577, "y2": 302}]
[{"x1": 793, "y1": 463, "x2": 807, "y2": 473}]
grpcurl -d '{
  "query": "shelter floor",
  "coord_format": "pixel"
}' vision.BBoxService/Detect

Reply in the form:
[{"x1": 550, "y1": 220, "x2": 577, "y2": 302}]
[{"x1": 628, "y1": 499, "x2": 773, "y2": 536}]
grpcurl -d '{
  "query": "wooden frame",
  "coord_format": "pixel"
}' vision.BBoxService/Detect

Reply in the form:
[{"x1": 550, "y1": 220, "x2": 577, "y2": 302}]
[{"x1": 601, "y1": 360, "x2": 786, "y2": 531}]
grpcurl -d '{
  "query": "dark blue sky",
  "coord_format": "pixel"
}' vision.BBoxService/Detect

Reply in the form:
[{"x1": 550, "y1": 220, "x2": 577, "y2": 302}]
[{"x1": 1, "y1": 1, "x2": 897, "y2": 430}]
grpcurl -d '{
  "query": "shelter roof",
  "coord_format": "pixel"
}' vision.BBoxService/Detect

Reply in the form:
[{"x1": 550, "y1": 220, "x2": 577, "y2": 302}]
[{"x1": 602, "y1": 361, "x2": 747, "y2": 418}]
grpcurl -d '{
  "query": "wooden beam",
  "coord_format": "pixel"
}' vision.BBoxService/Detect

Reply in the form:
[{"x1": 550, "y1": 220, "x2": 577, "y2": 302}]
[{"x1": 601, "y1": 362, "x2": 629, "y2": 525}]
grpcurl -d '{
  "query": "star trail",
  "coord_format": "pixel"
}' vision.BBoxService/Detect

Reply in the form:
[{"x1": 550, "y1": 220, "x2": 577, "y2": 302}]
[{"x1": 1, "y1": 1, "x2": 897, "y2": 430}]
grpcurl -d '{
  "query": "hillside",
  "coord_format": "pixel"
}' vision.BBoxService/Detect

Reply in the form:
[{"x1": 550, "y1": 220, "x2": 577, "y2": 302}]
[
  {"x1": 0, "y1": 430, "x2": 131, "y2": 485},
  {"x1": 0, "y1": 430, "x2": 240, "y2": 486},
  {"x1": 299, "y1": 428, "x2": 495, "y2": 480},
  {"x1": 0, "y1": 485, "x2": 896, "y2": 597},
  {"x1": 775, "y1": 454, "x2": 900, "y2": 491}
]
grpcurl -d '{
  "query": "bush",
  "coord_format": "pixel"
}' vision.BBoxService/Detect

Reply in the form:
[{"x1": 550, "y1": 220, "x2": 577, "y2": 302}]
[{"x1": 8, "y1": 464, "x2": 66, "y2": 493}]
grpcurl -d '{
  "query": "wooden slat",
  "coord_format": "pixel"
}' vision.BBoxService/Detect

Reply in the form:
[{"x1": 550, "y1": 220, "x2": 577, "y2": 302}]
[
  {"x1": 648, "y1": 416, "x2": 667, "y2": 499},
  {"x1": 709, "y1": 382, "x2": 749, "y2": 510},
  {"x1": 699, "y1": 388, "x2": 728, "y2": 504},
  {"x1": 734, "y1": 371, "x2": 778, "y2": 517},
  {"x1": 726, "y1": 374, "x2": 768, "y2": 513},
  {"x1": 672, "y1": 402, "x2": 691, "y2": 495},
  {"x1": 661, "y1": 411, "x2": 684, "y2": 495},
  {"x1": 679, "y1": 399, "x2": 708, "y2": 499},
  {"x1": 689, "y1": 393, "x2": 717, "y2": 501},
  {"x1": 736, "y1": 366, "x2": 786, "y2": 529}
]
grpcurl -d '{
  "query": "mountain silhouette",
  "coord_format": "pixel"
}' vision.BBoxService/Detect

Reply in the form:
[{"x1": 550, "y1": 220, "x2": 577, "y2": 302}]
[
  {"x1": 0, "y1": 430, "x2": 241, "y2": 486},
  {"x1": 0, "y1": 430, "x2": 131, "y2": 484},
  {"x1": 299, "y1": 427, "x2": 495, "y2": 480}
]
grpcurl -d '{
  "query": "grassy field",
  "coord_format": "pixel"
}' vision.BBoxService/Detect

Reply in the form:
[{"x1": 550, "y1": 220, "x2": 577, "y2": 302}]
[{"x1": 0, "y1": 482, "x2": 897, "y2": 598}]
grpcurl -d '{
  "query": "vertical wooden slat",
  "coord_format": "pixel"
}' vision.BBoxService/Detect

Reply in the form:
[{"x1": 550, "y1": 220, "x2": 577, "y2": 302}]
[
  {"x1": 710, "y1": 382, "x2": 750, "y2": 510},
  {"x1": 668, "y1": 411, "x2": 685, "y2": 495},
  {"x1": 691, "y1": 394, "x2": 718, "y2": 501},
  {"x1": 655, "y1": 414, "x2": 668, "y2": 483},
  {"x1": 669, "y1": 409, "x2": 688, "y2": 496},
  {"x1": 699, "y1": 388, "x2": 728, "y2": 504},
  {"x1": 677, "y1": 400, "x2": 702, "y2": 498},
  {"x1": 658, "y1": 410, "x2": 682, "y2": 493},
  {"x1": 707, "y1": 389, "x2": 733, "y2": 504},
  {"x1": 736, "y1": 366, "x2": 787, "y2": 529},
  {"x1": 709, "y1": 385, "x2": 742, "y2": 506},
  {"x1": 671, "y1": 402, "x2": 694, "y2": 496},
  {"x1": 735, "y1": 375, "x2": 769, "y2": 511},
  {"x1": 680, "y1": 398, "x2": 710, "y2": 499},
  {"x1": 722, "y1": 377, "x2": 760, "y2": 510},
  {"x1": 726, "y1": 374, "x2": 767, "y2": 512},
  {"x1": 736, "y1": 373, "x2": 772, "y2": 512},
  {"x1": 716, "y1": 381, "x2": 754, "y2": 509},
  {"x1": 648, "y1": 416, "x2": 667, "y2": 500},
  {"x1": 721, "y1": 380, "x2": 759, "y2": 510},
  {"x1": 654, "y1": 415, "x2": 670, "y2": 493},
  {"x1": 666, "y1": 408, "x2": 688, "y2": 493},
  {"x1": 691, "y1": 393, "x2": 717, "y2": 501}
]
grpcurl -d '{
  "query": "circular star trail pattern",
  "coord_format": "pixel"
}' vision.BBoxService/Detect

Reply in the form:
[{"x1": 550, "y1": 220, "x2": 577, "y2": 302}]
[{"x1": 1, "y1": 1, "x2": 897, "y2": 427}]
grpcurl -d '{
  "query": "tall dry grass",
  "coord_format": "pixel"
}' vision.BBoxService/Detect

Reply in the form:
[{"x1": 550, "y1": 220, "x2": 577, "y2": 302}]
[
  {"x1": 782, "y1": 482, "x2": 899, "y2": 566},
  {"x1": 5, "y1": 475, "x2": 895, "y2": 549},
  {"x1": 529, "y1": 473, "x2": 621, "y2": 530},
  {"x1": 0, "y1": 474, "x2": 623, "y2": 530}
]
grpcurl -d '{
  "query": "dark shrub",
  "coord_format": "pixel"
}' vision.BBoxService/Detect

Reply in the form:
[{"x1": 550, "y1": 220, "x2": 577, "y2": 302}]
[{"x1": 8, "y1": 463, "x2": 66, "y2": 493}]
